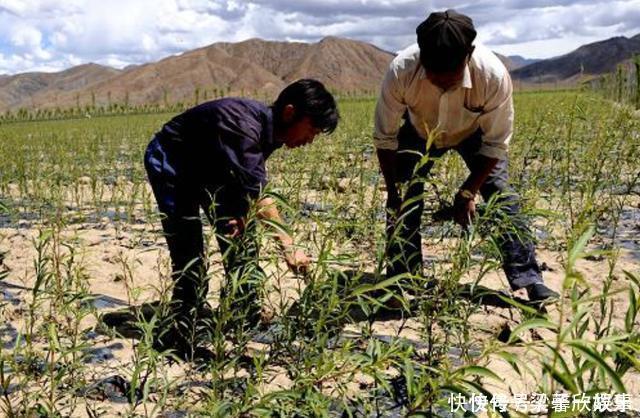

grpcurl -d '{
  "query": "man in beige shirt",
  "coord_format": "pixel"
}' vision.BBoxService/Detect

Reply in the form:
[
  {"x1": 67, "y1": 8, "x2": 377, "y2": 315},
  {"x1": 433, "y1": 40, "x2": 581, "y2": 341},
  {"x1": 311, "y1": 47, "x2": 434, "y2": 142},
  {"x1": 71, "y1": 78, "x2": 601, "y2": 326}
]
[{"x1": 374, "y1": 10, "x2": 558, "y2": 302}]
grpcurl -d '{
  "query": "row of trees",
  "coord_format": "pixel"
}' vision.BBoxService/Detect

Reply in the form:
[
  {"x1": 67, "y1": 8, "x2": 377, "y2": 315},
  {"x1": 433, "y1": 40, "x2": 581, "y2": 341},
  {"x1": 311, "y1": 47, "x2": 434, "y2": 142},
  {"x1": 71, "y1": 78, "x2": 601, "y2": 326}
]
[
  {"x1": 0, "y1": 86, "x2": 378, "y2": 123},
  {"x1": 589, "y1": 55, "x2": 640, "y2": 109}
]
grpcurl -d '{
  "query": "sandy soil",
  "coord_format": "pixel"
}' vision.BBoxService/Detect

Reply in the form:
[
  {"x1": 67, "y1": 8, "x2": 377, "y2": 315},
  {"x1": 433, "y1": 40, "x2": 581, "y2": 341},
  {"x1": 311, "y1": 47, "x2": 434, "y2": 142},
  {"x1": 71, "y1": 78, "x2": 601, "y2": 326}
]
[{"x1": 0, "y1": 195, "x2": 639, "y2": 416}]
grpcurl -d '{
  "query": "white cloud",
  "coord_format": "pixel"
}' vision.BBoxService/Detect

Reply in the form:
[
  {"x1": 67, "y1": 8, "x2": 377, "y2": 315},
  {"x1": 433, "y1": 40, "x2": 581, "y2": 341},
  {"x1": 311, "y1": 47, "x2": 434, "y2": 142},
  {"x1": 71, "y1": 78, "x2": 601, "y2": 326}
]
[
  {"x1": 0, "y1": 0, "x2": 639, "y2": 74},
  {"x1": 0, "y1": 0, "x2": 28, "y2": 16},
  {"x1": 10, "y1": 25, "x2": 42, "y2": 49}
]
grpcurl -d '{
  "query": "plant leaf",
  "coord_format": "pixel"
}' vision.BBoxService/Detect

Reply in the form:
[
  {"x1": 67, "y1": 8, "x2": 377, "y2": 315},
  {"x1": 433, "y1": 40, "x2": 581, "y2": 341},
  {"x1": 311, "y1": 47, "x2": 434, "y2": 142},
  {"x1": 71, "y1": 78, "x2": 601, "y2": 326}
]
[{"x1": 567, "y1": 342, "x2": 626, "y2": 393}]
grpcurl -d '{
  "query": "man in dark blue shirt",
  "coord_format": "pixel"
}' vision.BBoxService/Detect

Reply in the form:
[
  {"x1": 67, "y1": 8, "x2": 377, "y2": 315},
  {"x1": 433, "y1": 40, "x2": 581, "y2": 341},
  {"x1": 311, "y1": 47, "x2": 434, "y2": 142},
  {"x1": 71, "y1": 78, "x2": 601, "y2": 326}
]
[{"x1": 144, "y1": 79, "x2": 339, "y2": 360}]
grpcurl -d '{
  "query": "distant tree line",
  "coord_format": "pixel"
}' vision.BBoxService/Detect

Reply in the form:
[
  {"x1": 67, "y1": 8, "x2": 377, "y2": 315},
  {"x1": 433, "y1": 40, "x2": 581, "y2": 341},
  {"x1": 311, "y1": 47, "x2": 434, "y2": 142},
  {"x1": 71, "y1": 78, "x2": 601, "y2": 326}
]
[
  {"x1": 588, "y1": 54, "x2": 640, "y2": 109},
  {"x1": 0, "y1": 85, "x2": 378, "y2": 123}
]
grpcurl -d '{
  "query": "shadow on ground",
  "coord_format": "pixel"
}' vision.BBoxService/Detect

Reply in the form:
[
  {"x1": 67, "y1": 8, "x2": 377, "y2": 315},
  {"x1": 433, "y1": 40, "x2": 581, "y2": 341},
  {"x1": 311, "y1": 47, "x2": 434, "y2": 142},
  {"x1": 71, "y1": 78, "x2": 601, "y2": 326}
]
[{"x1": 97, "y1": 268, "x2": 534, "y2": 342}]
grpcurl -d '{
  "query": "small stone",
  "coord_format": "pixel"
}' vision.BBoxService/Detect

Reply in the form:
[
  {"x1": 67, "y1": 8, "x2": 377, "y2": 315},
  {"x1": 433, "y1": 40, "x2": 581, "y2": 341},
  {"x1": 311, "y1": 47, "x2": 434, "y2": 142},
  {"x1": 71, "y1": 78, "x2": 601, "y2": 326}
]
[
  {"x1": 540, "y1": 262, "x2": 555, "y2": 272},
  {"x1": 158, "y1": 411, "x2": 188, "y2": 418},
  {"x1": 497, "y1": 323, "x2": 513, "y2": 343},
  {"x1": 82, "y1": 375, "x2": 140, "y2": 403},
  {"x1": 337, "y1": 178, "x2": 350, "y2": 193},
  {"x1": 584, "y1": 254, "x2": 605, "y2": 262},
  {"x1": 319, "y1": 175, "x2": 332, "y2": 190},
  {"x1": 7, "y1": 183, "x2": 20, "y2": 195}
]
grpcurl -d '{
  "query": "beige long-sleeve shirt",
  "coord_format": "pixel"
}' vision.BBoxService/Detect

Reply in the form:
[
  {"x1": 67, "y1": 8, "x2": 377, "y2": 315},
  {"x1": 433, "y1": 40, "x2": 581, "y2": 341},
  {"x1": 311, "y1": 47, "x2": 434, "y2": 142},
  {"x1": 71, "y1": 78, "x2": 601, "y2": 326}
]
[{"x1": 373, "y1": 43, "x2": 513, "y2": 160}]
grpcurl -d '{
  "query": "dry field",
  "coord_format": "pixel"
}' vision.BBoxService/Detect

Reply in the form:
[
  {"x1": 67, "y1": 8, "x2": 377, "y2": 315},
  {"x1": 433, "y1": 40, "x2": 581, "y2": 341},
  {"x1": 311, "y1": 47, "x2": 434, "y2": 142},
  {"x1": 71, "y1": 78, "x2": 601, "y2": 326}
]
[{"x1": 0, "y1": 92, "x2": 639, "y2": 417}]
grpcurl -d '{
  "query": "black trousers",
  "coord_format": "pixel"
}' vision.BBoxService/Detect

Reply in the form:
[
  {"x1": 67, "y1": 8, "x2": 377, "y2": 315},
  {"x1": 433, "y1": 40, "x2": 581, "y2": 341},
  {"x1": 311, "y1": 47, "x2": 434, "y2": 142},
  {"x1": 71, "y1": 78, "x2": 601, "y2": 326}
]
[
  {"x1": 144, "y1": 136, "x2": 265, "y2": 323},
  {"x1": 386, "y1": 120, "x2": 543, "y2": 290}
]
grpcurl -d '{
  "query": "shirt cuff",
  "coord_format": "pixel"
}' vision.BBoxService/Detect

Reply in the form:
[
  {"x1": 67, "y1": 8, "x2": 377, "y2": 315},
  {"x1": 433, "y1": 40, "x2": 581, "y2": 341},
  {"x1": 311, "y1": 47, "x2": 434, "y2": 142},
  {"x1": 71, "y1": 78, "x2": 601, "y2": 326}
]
[
  {"x1": 477, "y1": 142, "x2": 508, "y2": 160},
  {"x1": 373, "y1": 136, "x2": 399, "y2": 150}
]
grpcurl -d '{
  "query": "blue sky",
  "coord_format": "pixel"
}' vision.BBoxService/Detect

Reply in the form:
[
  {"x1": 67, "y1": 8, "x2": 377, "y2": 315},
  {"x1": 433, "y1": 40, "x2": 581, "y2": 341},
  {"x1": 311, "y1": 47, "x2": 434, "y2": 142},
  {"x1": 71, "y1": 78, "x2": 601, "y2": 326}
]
[{"x1": 0, "y1": 0, "x2": 639, "y2": 74}]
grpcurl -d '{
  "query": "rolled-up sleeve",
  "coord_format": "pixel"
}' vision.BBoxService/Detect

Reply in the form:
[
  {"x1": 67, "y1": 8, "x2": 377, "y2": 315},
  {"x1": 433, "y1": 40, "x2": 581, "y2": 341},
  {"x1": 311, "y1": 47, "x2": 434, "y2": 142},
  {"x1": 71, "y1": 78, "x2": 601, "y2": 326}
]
[
  {"x1": 477, "y1": 72, "x2": 513, "y2": 160},
  {"x1": 373, "y1": 65, "x2": 406, "y2": 150}
]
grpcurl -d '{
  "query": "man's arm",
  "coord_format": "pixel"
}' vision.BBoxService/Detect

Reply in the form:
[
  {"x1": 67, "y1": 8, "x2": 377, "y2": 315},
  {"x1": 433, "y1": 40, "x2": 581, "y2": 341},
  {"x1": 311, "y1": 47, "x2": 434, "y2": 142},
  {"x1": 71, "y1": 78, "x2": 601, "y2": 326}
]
[
  {"x1": 256, "y1": 196, "x2": 309, "y2": 273},
  {"x1": 460, "y1": 155, "x2": 499, "y2": 195},
  {"x1": 374, "y1": 62, "x2": 406, "y2": 211},
  {"x1": 454, "y1": 70, "x2": 513, "y2": 227},
  {"x1": 376, "y1": 149, "x2": 401, "y2": 210},
  {"x1": 476, "y1": 69, "x2": 513, "y2": 161},
  {"x1": 452, "y1": 155, "x2": 499, "y2": 228}
]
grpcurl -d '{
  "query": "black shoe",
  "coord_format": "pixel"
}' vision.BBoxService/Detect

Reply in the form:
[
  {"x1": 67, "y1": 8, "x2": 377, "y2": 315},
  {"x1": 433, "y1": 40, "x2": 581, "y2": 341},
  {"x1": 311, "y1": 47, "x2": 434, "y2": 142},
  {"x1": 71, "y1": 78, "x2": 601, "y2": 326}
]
[
  {"x1": 151, "y1": 313, "x2": 215, "y2": 363},
  {"x1": 151, "y1": 322, "x2": 189, "y2": 356},
  {"x1": 152, "y1": 331, "x2": 215, "y2": 364},
  {"x1": 526, "y1": 283, "x2": 560, "y2": 303}
]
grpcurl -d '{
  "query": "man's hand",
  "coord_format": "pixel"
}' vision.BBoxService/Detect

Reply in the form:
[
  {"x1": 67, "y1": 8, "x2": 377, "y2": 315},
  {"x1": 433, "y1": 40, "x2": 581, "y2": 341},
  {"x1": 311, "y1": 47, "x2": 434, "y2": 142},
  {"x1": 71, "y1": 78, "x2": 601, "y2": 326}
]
[
  {"x1": 225, "y1": 217, "x2": 246, "y2": 238},
  {"x1": 256, "y1": 196, "x2": 310, "y2": 274},
  {"x1": 453, "y1": 191, "x2": 476, "y2": 228},
  {"x1": 284, "y1": 248, "x2": 310, "y2": 274}
]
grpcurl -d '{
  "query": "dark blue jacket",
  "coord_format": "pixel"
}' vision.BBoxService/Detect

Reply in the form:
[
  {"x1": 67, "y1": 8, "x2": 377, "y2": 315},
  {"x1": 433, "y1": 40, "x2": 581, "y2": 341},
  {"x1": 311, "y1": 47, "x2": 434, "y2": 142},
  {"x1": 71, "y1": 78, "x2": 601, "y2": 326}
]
[{"x1": 146, "y1": 98, "x2": 283, "y2": 199}]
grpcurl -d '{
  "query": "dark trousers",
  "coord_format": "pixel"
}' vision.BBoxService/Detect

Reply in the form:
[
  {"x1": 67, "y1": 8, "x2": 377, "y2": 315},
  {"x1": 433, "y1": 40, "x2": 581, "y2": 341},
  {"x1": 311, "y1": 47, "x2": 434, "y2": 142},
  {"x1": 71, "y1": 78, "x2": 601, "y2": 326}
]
[
  {"x1": 144, "y1": 136, "x2": 265, "y2": 324},
  {"x1": 386, "y1": 120, "x2": 543, "y2": 290}
]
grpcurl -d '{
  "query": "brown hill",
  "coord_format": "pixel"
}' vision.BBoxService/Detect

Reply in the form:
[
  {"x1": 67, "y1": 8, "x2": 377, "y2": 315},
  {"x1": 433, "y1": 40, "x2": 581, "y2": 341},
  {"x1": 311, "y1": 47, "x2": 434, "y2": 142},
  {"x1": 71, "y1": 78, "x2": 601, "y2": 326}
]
[
  {"x1": 217, "y1": 36, "x2": 393, "y2": 92},
  {"x1": 494, "y1": 53, "x2": 541, "y2": 71},
  {"x1": 284, "y1": 36, "x2": 393, "y2": 92},
  {"x1": 0, "y1": 37, "x2": 394, "y2": 111},
  {"x1": 216, "y1": 38, "x2": 312, "y2": 80},
  {"x1": 4, "y1": 33, "x2": 639, "y2": 111},
  {"x1": 512, "y1": 34, "x2": 640, "y2": 82},
  {"x1": 507, "y1": 55, "x2": 540, "y2": 70},
  {"x1": 74, "y1": 44, "x2": 286, "y2": 107},
  {"x1": 494, "y1": 53, "x2": 515, "y2": 71},
  {"x1": 0, "y1": 64, "x2": 121, "y2": 110}
]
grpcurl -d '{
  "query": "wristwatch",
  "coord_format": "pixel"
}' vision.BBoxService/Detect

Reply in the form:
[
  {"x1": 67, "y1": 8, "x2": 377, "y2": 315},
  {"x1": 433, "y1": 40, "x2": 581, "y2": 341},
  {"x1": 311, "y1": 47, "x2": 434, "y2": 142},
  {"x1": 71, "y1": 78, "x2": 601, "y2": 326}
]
[{"x1": 457, "y1": 189, "x2": 475, "y2": 200}]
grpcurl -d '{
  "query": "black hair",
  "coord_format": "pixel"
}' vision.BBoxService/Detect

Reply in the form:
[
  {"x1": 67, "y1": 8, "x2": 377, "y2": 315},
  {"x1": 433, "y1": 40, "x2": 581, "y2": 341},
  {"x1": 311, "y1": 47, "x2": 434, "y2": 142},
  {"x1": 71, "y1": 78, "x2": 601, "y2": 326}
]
[
  {"x1": 416, "y1": 9, "x2": 476, "y2": 73},
  {"x1": 272, "y1": 79, "x2": 339, "y2": 134}
]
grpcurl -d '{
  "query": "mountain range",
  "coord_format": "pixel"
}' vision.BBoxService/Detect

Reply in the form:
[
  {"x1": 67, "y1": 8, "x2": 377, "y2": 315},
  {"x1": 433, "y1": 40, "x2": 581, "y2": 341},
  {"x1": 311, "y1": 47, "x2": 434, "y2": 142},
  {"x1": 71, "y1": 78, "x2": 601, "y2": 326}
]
[
  {"x1": 0, "y1": 37, "x2": 392, "y2": 112},
  {"x1": 1, "y1": 33, "x2": 638, "y2": 112},
  {"x1": 511, "y1": 34, "x2": 640, "y2": 83}
]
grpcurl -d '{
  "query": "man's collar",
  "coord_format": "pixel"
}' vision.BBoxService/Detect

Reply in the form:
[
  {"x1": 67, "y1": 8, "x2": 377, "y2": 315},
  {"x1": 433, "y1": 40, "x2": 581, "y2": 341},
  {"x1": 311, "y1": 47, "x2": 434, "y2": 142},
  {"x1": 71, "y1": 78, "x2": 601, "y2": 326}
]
[
  {"x1": 418, "y1": 65, "x2": 427, "y2": 80},
  {"x1": 266, "y1": 106, "x2": 283, "y2": 147},
  {"x1": 461, "y1": 64, "x2": 472, "y2": 89}
]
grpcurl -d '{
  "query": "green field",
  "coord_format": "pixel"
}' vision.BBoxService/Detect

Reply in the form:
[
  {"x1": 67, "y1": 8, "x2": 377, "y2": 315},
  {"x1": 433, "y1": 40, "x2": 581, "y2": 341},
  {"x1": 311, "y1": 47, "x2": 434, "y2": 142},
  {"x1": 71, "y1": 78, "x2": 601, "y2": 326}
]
[{"x1": 0, "y1": 91, "x2": 639, "y2": 416}]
